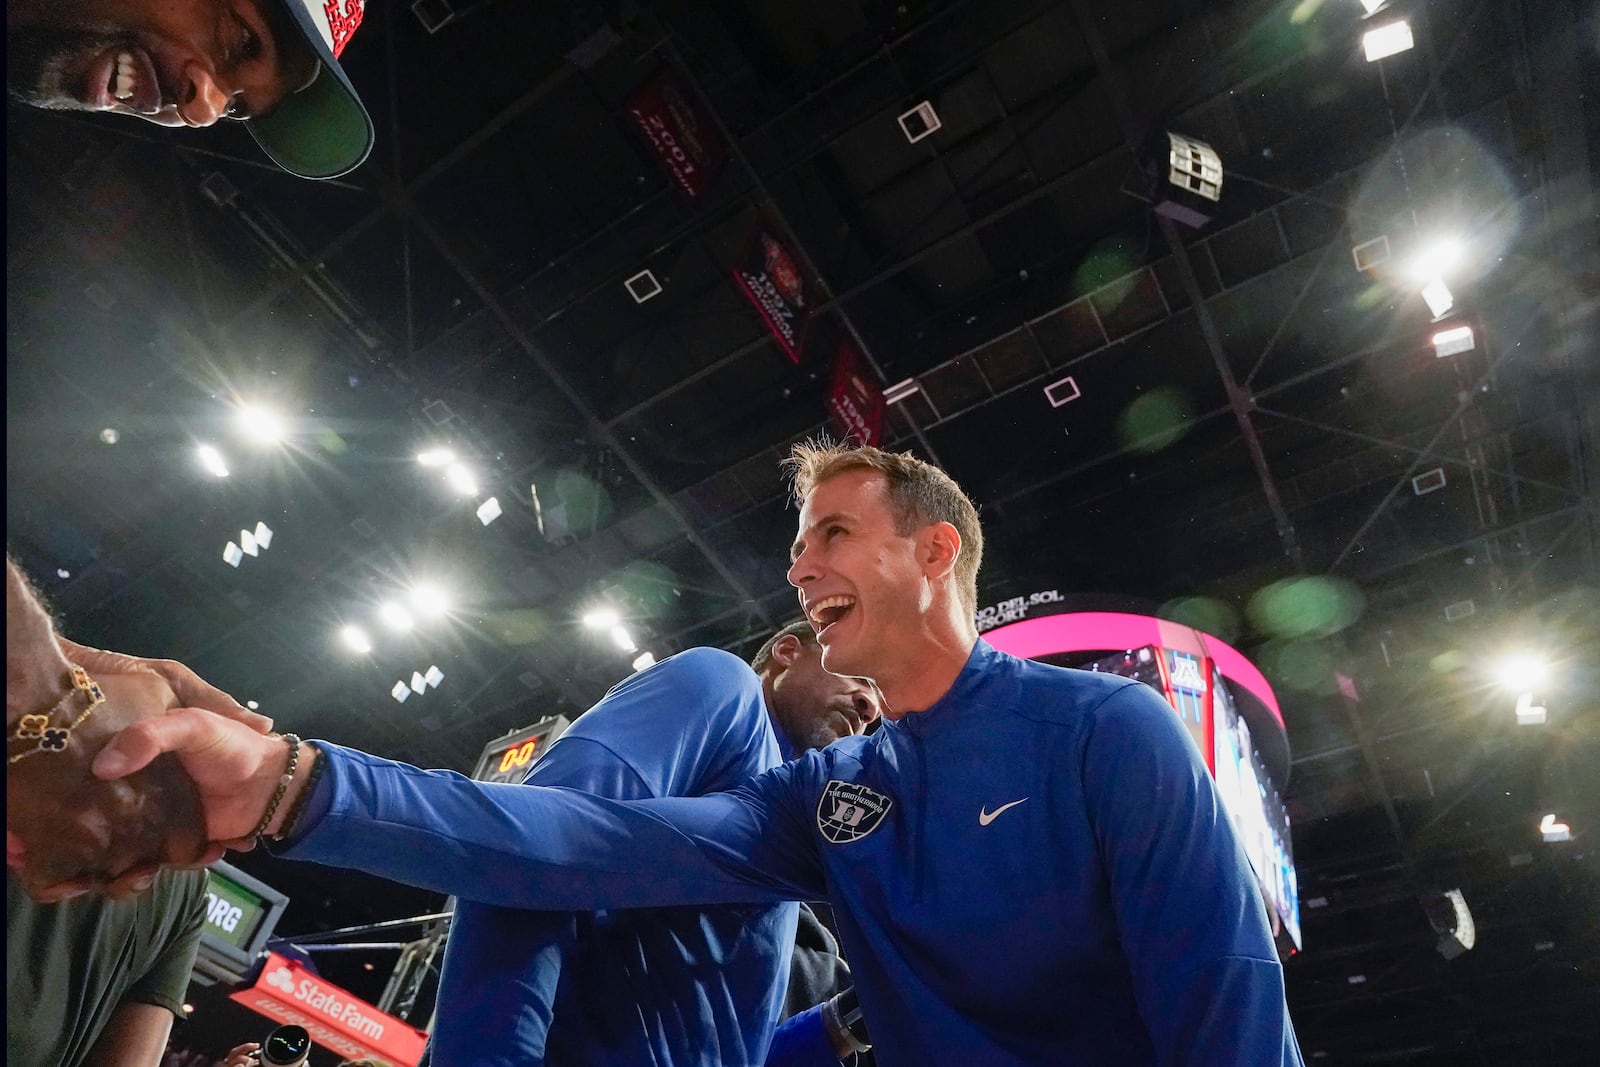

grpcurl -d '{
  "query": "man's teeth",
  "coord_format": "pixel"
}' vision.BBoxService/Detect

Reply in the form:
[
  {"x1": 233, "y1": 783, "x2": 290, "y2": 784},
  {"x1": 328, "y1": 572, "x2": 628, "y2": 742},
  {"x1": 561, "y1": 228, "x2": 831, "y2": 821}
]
[
  {"x1": 114, "y1": 52, "x2": 135, "y2": 101},
  {"x1": 808, "y1": 595, "x2": 856, "y2": 626}
]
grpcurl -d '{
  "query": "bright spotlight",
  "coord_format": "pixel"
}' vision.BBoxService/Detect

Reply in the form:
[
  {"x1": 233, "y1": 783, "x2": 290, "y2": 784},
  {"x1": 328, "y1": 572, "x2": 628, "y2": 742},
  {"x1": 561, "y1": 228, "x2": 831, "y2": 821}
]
[
  {"x1": 1431, "y1": 325, "x2": 1476, "y2": 357},
  {"x1": 237, "y1": 403, "x2": 286, "y2": 444},
  {"x1": 409, "y1": 583, "x2": 451, "y2": 617},
  {"x1": 341, "y1": 625, "x2": 373, "y2": 654},
  {"x1": 445, "y1": 463, "x2": 478, "y2": 496},
  {"x1": 1408, "y1": 240, "x2": 1464, "y2": 283},
  {"x1": 582, "y1": 608, "x2": 620, "y2": 630},
  {"x1": 1493, "y1": 654, "x2": 1547, "y2": 693},
  {"x1": 378, "y1": 603, "x2": 415, "y2": 632},
  {"x1": 254, "y1": 522, "x2": 274, "y2": 550},
  {"x1": 1539, "y1": 814, "x2": 1571, "y2": 843},
  {"x1": 632, "y1": 652, "x2": 657, "y2": 672},
  {"x1": 1362, "y1": 20, "x2": 1414, "y2": 62},
  {"x1": 424, "y1": 665, "x2": 444, "y2": 688},
  {"x1": 610, "y1": 626, "x2": 638, "y2": 653},
  {"x1": 476, "y1": 496, "x2": 503, "y2": 525},
  {"x1": 196, "y1": 444, "x2": 230, "y2": 478},
  {"x1": 417, "y1": 448, "x2": 456, "y2": 467},
  {"x1": 1420, "y1": 279, "x2": 1454, "y2": 318},
  {"x1": 99, "y1": 427, "x2": 119, "y2": 445},
  {"x1": 391, "y1": 681, "x2": 411, "y2": 703},
  {"x1": 223, "y1": 542, "x2": 244, "y2": 568}
]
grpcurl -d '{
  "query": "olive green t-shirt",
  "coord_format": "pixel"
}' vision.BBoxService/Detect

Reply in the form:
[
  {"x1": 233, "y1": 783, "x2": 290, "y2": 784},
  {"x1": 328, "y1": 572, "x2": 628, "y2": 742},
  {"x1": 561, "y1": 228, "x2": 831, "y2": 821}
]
[{"x1": 7, "y1": 867, "x2": 208, "y2": 1067}]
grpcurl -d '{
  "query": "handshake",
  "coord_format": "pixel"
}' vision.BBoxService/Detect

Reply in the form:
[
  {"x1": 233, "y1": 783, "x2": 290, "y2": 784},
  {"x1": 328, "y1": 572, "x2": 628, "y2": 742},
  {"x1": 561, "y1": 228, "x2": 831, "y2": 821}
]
[{"x1": 6, "y1": 637, "x2": 293, "y2": 903}]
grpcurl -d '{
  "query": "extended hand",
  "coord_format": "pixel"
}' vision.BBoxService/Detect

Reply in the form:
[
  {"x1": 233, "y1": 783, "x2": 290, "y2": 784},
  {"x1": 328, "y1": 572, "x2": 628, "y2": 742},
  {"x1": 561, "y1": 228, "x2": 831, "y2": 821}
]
[
  {"x1": 57, "y1": 637, "x2": 272, "y2": 734},
  {"x1": 6, "y1": 671, "x2": 212, "y2": 902},
  {"x1": 93, "y1": 706, "x2": 309, "y2": 849}
]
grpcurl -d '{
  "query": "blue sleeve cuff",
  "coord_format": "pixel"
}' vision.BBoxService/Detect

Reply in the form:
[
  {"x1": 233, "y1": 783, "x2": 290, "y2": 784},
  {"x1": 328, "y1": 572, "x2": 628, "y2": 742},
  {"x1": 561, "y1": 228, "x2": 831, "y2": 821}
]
[{"x1": 765, "y1": 1003, "x2": 840, "y2": 1067}]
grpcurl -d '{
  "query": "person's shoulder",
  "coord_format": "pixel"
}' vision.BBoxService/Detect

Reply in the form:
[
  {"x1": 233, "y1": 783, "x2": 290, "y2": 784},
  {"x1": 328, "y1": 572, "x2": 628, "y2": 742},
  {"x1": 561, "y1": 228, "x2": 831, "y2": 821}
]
[
  {"x1": 994, "y1": 652, "x2": 1152, "y2": 725},
  {"x1": 661, "y1": 646, "x2": 759, "y2": 684}
]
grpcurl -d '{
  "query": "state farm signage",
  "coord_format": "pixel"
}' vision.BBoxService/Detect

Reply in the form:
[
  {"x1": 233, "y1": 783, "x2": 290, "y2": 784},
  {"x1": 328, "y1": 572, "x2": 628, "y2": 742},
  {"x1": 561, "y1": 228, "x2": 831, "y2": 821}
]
[
  {"x1": 230, "y1": 952, "x2": 427, "y2": 1066},
  {"x1": 626, "y1": 68, "x2": 726, "y2": 201}
]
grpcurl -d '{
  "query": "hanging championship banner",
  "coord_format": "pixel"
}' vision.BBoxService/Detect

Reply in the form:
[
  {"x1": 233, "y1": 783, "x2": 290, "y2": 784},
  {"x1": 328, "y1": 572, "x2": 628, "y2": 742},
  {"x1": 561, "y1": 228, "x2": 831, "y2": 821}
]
[
  {"x1": 229, "y1": 952, "x2": 428, "y2": 1066},
  {"x1": 826, "y1": 338, "x2": 886, "y2": 446},
  {"x1": 732, "y1": 222, "x2": 817, "y2": 364},
  {"x1": 625, "y1": 68, "x2": 727, "y2": 201}
]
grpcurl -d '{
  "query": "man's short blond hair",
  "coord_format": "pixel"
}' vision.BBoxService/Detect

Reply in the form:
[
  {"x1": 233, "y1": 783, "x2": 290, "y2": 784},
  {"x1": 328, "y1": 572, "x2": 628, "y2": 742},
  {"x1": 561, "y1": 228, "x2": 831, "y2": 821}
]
[{"x1": 783, "y1": 441, "x2": 984, "y2": 616}]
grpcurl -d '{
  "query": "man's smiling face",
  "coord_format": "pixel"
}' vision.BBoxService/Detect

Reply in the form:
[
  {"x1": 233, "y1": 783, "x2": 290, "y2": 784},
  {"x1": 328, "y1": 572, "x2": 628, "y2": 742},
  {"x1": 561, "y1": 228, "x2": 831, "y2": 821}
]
[
  {"x1": 788, "y1": 469, "x2": 931, "y2": 702},
  {"x1": 6, "y1": 0, "x2": 318, "y2": 129}
]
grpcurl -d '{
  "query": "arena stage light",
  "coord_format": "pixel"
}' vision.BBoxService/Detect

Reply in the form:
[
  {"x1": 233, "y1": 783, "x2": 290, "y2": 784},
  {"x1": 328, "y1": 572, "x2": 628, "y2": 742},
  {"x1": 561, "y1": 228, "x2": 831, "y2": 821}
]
[
  {"x1": 582, "y1": 608, "x2": 620, "y2": 630},
  {"x1": 409, "y1": 583, "x2": 451, "y2": 617},
  {"x1": 1493, "y1": 653, "x2": 1547, "y2": 693},
  {"x1": 378, "y1": 603, "x2": 415, "y2": 632},
  {"x1": 237, "y1": 403, "x2": 287, "y2": 444},
  {"x1": 610, "y1": 626, "x2": 638, "y2": 653},
  {"x1": 446, "y1": 463, "x2": 478, "y2": 496},
  {"x1": 196, "y1": 444, "x2": 230, "y2": 478},
  {"x1": 417, "y1": 448, "x2": 455, "y2": 467},
  {"x1": 341, "y1": 625, "x2": 374, "y2": 654}
]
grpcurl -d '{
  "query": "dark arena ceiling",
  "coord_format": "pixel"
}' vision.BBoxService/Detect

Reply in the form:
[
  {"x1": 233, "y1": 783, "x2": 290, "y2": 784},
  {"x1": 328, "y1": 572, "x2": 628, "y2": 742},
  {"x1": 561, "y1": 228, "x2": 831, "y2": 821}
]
[{"x1": 6, "y1": 0, "x2": 1598, "y2": 1062}]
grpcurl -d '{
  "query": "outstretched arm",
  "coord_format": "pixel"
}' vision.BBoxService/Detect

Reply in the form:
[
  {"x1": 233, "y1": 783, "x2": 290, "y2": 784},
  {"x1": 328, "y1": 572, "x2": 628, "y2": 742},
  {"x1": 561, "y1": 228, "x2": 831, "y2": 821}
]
[{"x1": 93, "y1": 709, "x2": 828, "y2": 910}]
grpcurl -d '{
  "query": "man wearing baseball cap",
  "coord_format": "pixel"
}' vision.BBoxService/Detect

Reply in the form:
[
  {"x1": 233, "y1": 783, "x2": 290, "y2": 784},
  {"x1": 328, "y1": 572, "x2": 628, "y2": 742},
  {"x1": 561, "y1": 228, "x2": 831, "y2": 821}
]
[{"x1": 5, "y1": 0, "x2": 374, "y2": 179}]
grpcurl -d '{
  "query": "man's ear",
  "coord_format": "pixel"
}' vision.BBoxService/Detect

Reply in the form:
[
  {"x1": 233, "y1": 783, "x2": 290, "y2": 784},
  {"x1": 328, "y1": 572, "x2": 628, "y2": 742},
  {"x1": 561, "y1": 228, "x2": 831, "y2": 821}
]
[
  {"x1": 918, "y1": 522, "x2": 961, "y2": 582},
  {"x1": 769, "y1": 634, "x2": 804, "y2": 669}
]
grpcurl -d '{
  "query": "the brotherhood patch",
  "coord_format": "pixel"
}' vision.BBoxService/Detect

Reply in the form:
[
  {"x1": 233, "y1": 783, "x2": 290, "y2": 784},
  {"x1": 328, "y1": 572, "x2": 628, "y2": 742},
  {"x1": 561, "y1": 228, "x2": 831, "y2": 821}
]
[{"x1": 816, "y1": 780, "x2": 893, "y2": 844}]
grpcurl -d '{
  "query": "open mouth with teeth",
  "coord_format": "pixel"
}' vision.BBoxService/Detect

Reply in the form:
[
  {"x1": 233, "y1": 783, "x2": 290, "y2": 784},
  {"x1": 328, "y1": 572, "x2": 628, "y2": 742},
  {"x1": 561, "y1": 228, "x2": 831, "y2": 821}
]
[
  {"x1": 88, "y1": 47, "x2": 163, "y2": 114},
  {"x1": 808, "y1": 595, "x2": 856, "y2": 635}
]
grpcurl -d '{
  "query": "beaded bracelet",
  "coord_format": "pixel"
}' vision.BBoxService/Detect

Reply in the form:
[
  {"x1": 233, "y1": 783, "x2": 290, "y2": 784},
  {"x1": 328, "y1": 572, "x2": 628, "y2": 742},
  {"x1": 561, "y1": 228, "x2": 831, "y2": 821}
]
[
  {"x1": 247, "y1": 733, "x2": 302, "y2": 841},
  {"x1": 267, "y1": 742, "x2": 326, "y2": 843}
]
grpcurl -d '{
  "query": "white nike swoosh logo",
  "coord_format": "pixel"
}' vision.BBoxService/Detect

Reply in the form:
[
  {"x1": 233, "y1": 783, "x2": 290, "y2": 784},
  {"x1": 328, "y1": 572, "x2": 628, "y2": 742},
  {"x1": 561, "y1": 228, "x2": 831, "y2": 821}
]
[{"x1": 978, "y1": 798, "x2": 1028, "y2": 826}]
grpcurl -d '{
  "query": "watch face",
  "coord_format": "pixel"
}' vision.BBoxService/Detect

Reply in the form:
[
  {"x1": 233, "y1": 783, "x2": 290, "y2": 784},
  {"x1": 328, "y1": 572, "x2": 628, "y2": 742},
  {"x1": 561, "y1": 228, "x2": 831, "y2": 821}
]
[{"x1": 263, "y1": 1025, "x2": 311, "y2": 1064}]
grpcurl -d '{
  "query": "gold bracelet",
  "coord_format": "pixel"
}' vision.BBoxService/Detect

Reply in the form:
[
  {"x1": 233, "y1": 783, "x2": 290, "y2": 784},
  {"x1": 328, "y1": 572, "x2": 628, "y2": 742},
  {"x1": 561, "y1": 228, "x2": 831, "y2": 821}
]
[
  {"x1": 247, "y1": 733, "x2": 302, "y2": 840},
  {"x1": 7, "y1": 666, "x2": 105, "y2": 765}
]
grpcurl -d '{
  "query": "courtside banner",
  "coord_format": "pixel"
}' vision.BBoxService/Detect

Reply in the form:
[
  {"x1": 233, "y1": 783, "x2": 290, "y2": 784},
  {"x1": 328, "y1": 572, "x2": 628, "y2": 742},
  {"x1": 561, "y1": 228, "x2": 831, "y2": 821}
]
[
  {"x1": 826, "y1": 338, "x2": 886, "y2": 446},
  {"x1": 625, "y1": 68, "x2": 727, "y2": 201},
  {"x1": 732, "y1": 222, "x2": 817, "y2": 364},
  {"x1": 228, "y1": 952, "x2": 427, "y2": 1066}
]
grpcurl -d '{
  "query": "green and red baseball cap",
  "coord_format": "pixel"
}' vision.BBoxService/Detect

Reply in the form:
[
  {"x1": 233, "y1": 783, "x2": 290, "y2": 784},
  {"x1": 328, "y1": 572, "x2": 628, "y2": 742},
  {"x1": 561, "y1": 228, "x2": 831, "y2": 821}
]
[{"x1": 246, "y1": 0, "x2": 374, "y2": 179}]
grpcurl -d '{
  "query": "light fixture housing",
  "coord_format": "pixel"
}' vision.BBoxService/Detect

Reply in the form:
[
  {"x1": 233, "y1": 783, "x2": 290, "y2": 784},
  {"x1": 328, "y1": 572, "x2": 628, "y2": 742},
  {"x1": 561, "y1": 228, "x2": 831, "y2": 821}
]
[
  {"x1": 1431, "y1": 324, "x2": 1475, "y2": 357},
  {"x1": 1362, "y1": 20, "x2": 1414, "y2": 62},
  {"x1": 1420, "y1": 278, "x2": 1454, "y2": 318}
]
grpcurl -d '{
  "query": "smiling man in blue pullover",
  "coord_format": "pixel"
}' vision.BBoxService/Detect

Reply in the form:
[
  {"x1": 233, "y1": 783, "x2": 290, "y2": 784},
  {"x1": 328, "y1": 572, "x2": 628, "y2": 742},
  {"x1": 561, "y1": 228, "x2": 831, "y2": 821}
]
[{"x1": 88, "y1": 441, "x2": 1305, "y2": 1066}]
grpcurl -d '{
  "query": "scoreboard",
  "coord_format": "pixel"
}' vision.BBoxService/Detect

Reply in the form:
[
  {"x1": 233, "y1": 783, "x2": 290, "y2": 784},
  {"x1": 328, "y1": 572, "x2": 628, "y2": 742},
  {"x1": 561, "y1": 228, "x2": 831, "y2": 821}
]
[{"x1": 469, "y1": 715, "x2": 572, "y2": 784}]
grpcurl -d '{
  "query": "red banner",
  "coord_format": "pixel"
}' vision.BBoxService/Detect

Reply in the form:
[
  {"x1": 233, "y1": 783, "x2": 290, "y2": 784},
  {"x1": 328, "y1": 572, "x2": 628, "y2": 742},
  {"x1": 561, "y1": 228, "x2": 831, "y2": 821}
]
[
  {"x1": 732, "y1": 225, "x2": 816, "y2": 364},
  {"x1": 229, "y1": 952, "x2": 428, "y2": 1066},
  {"x1": 826, "y1": 338, "x2": 886, "y2": 446},
  {"x1": 625, "y1": 68, "x2": 727, "y2": 201}
]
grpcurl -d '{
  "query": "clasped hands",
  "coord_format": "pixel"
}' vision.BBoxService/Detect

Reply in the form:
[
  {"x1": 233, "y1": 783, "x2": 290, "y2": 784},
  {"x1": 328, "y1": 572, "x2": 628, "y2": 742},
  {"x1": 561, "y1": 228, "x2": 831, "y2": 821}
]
[{"x1": 7, "y1": 640, "x2": 279, "y2": 902}]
